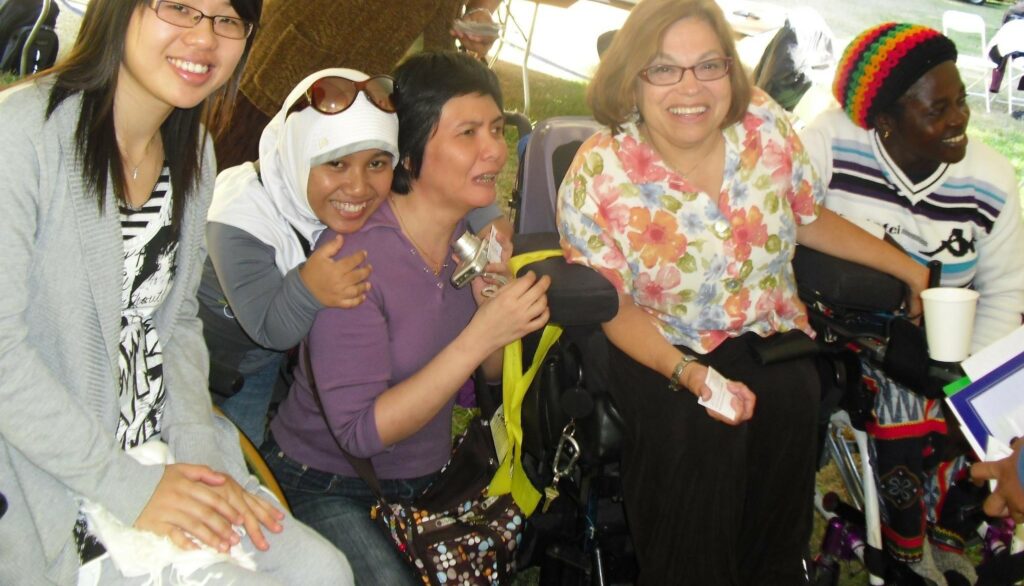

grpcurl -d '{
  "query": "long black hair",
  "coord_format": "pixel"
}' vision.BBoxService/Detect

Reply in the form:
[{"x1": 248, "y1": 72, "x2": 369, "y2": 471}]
[
  {"x1": 390, "y1": 51, "x2": 503, "y2": 195},
  {"x1": 45, "y1": 0, "x2": 261, "y2": 225}
]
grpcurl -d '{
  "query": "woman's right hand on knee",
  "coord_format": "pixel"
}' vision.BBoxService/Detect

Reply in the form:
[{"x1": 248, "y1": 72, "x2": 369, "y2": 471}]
[
  {"x1": 134, "y1": 463, "x2": 245, "y2": 552},
  {"x1": 299, "y1": 235, "x2": 372, "y2": 308}
]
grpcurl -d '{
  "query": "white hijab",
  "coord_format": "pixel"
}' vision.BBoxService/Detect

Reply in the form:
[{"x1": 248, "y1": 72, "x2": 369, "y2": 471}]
[{"x1": 208, "y1": 68, "x2": 400, "y2": 275}]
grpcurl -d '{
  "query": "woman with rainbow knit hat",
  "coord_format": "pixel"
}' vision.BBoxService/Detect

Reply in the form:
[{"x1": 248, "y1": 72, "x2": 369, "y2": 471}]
[{"x1": 802, "y1": 22, "x2": 1024, "y2": 585}]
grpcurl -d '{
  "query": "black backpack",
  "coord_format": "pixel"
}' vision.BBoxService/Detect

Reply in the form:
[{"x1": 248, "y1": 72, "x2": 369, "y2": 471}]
[{"x1": 0, "y1": 0, "x2": 59, "y2": 76}]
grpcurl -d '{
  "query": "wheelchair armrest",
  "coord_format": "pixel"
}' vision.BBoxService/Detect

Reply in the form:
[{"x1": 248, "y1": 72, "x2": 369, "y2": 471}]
[
  {"x1": 512, "y1": 232, "x2": 619, "y2": 327},
  {"x1": 793, "y1": 245, "x2": 906, "y2": 313}
]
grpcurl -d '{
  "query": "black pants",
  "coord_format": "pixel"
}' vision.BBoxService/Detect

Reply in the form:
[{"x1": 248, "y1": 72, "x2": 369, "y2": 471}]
[{"x1": 608, "y1": 333, "x2": 820, "y2": 585}]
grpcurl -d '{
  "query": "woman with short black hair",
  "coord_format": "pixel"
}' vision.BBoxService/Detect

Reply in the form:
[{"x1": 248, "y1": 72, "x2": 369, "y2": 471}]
[{"x1": 262, "y1": 51, "x2": 550, "y2": 584}]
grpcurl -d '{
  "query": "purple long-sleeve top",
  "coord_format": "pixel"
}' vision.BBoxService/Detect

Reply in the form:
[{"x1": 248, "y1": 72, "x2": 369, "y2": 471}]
[{"x1": 270, "y1": 201, "x2": 476, "y2": 479}]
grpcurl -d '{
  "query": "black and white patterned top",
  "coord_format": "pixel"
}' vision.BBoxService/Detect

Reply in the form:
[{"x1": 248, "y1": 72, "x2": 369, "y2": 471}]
[
  {"x1": 115, "y1": 167, "x2": 177, "y2": 448},
  {"x1": 76, "y1": 166, "x2": 178, "y2": 564}
]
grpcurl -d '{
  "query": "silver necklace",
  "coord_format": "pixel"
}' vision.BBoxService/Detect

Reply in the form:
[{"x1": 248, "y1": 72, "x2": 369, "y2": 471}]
[
  {"x1": 119, "y1": 135, "x2": 158, "y2": 181},
  {"x1": 392, "y1": 199, "x2": 450, "y2": 276}
]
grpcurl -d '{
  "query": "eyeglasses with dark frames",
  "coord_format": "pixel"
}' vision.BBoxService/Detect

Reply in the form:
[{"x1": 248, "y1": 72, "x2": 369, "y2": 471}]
[
  {"x1": 638, "y1": 58, "x2": 733, "y2": 85},
  {"x1": 148, "y1": 0, "x2": 254, "y2": 40},
  {"x1": 286, "y1": 75, "x2": 396, "y2": 118}
]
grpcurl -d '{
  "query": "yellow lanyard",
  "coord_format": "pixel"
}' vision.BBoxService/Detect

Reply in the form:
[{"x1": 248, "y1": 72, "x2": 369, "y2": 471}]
[{"x1": 487, "y1": 249, "x2": 564, "y2": 515}]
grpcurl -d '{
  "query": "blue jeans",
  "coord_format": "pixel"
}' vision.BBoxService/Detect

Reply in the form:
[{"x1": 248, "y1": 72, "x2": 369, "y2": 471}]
[
  {"x1": 261, "y1": 435, "x2": 437, "y2": 586},
  {"x1": 216, "y1": 354, "x2": 282, "y2": 446}
]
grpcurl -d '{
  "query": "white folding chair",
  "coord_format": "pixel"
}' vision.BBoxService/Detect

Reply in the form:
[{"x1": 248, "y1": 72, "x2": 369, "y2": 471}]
[
  {"x1": 942, "y1": 10, "x2": 996, "y2": 113},
  {"x1": 1009, "y1": 55, "x2": 1024, "y2": 114},
  {"x1": 992, "y1": 19, "x2": 1024, "y2": 115}
]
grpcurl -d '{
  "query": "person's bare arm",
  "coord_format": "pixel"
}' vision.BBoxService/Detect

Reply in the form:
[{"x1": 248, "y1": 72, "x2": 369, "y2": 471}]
[
  {"x1": 797, "y1": 208, "x2": 930, "y2": 317},
  {"x1": 601, "y1": 294, "x2": 755, "y2": 425},
  {"x1": 373, "y1": 272, "x2": 550, "y2": 444}
]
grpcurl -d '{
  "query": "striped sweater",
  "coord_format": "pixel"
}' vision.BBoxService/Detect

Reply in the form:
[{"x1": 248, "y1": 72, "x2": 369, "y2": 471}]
[{"x1": 801, "y1": 107, "x2": 1024, "y2": 351}]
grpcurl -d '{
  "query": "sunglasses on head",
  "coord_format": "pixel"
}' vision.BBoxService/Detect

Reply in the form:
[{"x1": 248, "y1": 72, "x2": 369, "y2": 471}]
[{"x1": 286, "y1": 75, "x2": 396, "y2": 117}]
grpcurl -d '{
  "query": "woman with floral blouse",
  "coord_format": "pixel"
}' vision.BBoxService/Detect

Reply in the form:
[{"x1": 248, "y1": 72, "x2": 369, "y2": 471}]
[{"x1": 555, "y1": 0, "x2": 929, "y2": 583}]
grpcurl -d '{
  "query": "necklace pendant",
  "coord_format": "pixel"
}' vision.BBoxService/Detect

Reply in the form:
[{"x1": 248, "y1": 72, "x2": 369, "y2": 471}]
[{"x1": 131, "y1": 167, "x2": 139, "y2": 181}]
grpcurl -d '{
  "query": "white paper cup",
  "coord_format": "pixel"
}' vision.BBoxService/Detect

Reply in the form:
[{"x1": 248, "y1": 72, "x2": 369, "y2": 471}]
[{"x1": 921, "y1": 287, "x2": 980, "y2": 362}]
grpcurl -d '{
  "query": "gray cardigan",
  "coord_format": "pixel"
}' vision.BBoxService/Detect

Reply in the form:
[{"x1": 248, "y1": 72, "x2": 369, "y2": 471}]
[{"x1": 0, "y1": 80, "x2": 248, "y2": 584}]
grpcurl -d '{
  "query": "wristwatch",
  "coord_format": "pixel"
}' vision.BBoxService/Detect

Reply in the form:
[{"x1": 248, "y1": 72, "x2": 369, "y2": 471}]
[{"x1": 667, "y1": 353, "x2": 701, "y2": 392}]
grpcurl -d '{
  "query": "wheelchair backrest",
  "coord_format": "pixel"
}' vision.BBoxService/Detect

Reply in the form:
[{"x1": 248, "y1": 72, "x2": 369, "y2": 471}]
[
  {"x1": 513, "y1": 116, "x2": 603, "y2": 234},
  {"x1": 508, "y1": 118, "x2": 623, "y2": 479},
  {"x1": 0, "y1": 0, "x2": 59, "y2": 76}
]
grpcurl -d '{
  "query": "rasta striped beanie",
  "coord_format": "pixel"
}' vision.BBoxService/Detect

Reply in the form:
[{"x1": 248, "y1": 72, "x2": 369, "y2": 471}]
[{"x1": 833, "y1": 23, "x2": 957, "y2": 129}]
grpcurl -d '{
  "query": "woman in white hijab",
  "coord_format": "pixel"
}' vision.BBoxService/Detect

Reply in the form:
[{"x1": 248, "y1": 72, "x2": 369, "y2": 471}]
[{"x1": 199, "y1": 67, "x2": 506, "y2": 445}]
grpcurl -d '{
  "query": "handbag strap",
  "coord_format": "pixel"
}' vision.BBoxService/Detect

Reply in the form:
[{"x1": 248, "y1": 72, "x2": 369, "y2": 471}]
[{"x1": 302, "y1": 342, "x2": 389, "y2": 502}]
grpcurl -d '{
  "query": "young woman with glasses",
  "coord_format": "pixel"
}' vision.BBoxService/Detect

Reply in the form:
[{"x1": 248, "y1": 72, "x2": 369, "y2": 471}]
[
  {"x1": 0, "y1": 1, "x2": 352, "y2": 583},
  {"x1": 260, "y1": 52, "x2": 550, "y2": 585},
  {"x1": 556, "y1": 0, "x2": 928, "y2": 582},
  {"x1": 200, "y1": 69, "x2": 510, "y2": 447}
]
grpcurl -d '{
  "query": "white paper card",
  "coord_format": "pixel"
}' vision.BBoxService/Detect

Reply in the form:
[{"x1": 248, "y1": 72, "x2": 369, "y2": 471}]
[
  {"x1": 489, "y1": 406, "x2": 509, "y2": 463},
  {"x1": 698, "y1": 366, "x2": 737, "y2": 421},
  {"x1": 485, "y1": 226, "x2": 503, "y2": 264},
  {"x1": 962, "y1": 325, "x2": 1024, "y2": 381}
]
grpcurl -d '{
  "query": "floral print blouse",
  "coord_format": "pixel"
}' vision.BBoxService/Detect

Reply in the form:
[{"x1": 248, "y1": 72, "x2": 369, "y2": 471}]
[{"x1": 557, "y1": 90, "x2": 823, "y2": 354}]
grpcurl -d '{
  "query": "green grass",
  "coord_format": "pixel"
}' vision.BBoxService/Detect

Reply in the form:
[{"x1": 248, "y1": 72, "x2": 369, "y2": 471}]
[
  {"x1": 495, "y1": 60, "x2": 590, "y2": 215},
  {"x1": 971, "y1": 114, "x2": 1024, "y2": 177}
]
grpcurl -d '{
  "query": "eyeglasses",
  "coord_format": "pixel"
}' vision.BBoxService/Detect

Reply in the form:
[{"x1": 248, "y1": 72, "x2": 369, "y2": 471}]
[
  {"x1": 638, "y1": 58, "x2": 733, "y2": 85},
  {"x1": 149, "y1": 1, "x2": 254, "y2": 40},
  {"x1": 286, "y1": 75, "x2": 396, "y2": 118}
]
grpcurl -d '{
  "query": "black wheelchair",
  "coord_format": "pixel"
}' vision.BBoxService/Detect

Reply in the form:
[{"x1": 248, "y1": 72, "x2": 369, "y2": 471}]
[{"x1": 500, "y1": 113, "x2": 1024, "y2": 586}]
